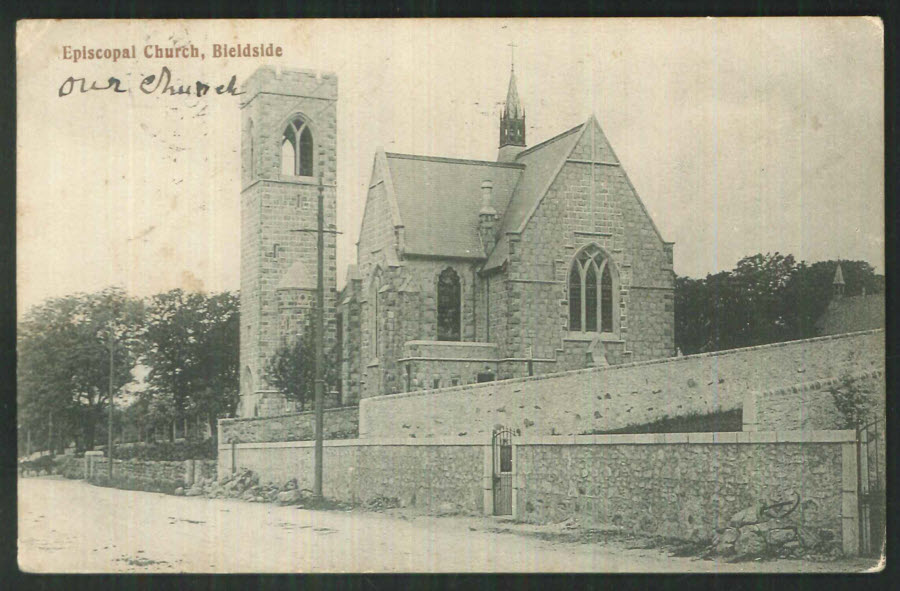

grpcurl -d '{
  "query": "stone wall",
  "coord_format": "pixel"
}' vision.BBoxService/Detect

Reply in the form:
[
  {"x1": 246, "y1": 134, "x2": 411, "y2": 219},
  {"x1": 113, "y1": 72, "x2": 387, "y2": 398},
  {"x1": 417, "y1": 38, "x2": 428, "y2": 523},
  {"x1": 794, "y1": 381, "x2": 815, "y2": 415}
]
[
  {"x1": 514, "y1": 431, "x2": 857, "y2": 554},
  {"x1": 359, "y1": 330, "x2": 883, "y2": 439},
  {"x1": 218, "y1": 406, "x2": 358, "y2": 444},
  {"x1": 219, "y1": 431, "x2": 860, "y2": 554},
  {"x1": 744, "y1": 369, "x2": 885, "y2": 432},
  {"x1": 220, "y1": 439, "x2": 485, "y2": 513},
  {"x1": 84, "y1": 456, "x2": 217, "y2": 489},
  {"x1": 508, "y1": 124, "x2": 675, "y2": 364}
]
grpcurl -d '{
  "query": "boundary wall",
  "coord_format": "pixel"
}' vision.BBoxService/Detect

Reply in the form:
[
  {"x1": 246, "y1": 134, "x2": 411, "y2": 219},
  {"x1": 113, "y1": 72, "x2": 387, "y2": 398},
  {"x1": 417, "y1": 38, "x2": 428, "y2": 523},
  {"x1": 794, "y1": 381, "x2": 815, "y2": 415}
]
[
  {"x1": 219, "y1": 430, "x2": 859, "y2": 555},
  {"x1": 743, "y1": 369, "x2": 885, "y2": 432},
  {"x1": 219, "y1": 406, "x2": 358, "y2": 444},
  {"x1": 82, "y1": 454, "x2": 217, "y2": 489},
  {"x1": 360, "y1": 330, "x2": 883, "y2": 439}
]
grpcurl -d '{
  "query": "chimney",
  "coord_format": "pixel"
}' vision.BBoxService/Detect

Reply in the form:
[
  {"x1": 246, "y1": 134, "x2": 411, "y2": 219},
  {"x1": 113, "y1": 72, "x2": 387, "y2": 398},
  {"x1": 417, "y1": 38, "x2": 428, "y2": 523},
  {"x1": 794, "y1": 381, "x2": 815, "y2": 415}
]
[{"x1": 479, "y1": 180, "x2": 498, "y2": 255}]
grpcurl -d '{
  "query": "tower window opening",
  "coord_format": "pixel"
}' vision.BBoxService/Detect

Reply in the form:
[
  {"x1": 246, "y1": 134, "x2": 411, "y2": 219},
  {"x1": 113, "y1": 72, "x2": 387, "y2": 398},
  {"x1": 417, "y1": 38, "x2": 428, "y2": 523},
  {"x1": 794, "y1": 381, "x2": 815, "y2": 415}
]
[{"x1": 281, "y1": 117, "x2": 314, "y2": 177}]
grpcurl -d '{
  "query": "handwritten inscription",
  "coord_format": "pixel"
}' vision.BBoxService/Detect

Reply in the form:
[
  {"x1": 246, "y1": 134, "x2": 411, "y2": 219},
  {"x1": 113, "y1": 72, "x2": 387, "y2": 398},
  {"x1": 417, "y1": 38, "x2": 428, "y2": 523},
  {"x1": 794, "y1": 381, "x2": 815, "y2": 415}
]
[{"x1": 58, "y1": 67, "x2": 243, "y2": 98}]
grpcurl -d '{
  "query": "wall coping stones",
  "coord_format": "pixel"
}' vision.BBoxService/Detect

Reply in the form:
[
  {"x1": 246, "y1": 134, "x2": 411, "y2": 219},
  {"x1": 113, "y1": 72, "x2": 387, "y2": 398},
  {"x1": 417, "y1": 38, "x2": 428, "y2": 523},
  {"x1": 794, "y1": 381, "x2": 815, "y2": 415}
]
[
  {"x1": 361, "y1": 329, "x2": 884, "y2": 407},
  {"x1": 218, "y1": 405, "x2": 356, "y2": 426},
  {"x1": 222, "y1": 429, "x2": 856, "y2": 451},
  {"x1": 755, "y1": 368, "x2": 883, "y2": 400}
]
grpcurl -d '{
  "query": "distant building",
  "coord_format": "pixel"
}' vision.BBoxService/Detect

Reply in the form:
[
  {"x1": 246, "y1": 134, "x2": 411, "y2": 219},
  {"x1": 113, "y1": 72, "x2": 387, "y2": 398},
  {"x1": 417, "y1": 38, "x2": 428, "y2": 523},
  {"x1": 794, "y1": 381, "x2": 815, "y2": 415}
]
[{"x1": 816, "y1": 262, "x2": 885, "y2": 336}]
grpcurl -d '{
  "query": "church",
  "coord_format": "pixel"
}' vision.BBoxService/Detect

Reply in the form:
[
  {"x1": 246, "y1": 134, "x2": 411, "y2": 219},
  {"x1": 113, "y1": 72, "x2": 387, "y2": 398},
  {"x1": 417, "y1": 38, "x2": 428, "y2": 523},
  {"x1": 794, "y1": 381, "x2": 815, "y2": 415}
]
[{"x1": 236, "y1": 62, "x2": 675, "y2": 417}]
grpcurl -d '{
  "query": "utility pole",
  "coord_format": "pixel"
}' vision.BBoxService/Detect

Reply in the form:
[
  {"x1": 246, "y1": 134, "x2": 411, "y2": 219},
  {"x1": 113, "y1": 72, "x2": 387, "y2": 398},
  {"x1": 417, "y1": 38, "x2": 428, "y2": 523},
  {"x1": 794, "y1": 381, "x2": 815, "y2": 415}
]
[
  {"x1": 108, "y1": 322, "x2": 115, "y2": 479},
  {"x1": 48, "y1": 410, "x2": 53, "y2": 455},
  {"x1": 313, "y1": 169, "x2": 325, "y2": 499}
]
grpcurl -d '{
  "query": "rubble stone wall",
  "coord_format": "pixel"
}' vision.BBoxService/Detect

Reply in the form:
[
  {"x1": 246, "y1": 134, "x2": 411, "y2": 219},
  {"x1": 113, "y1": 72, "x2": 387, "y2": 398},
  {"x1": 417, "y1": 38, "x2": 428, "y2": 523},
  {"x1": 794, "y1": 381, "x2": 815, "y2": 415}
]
[
  {"x1": 219, "y1": 407, "x2": 358, "y2": 444},
  {"x1": 85, "y1": 457, "x2": 217, "y2": 488},
  {"x1": 745, "y1": 369, "x2": 885, "y2": 432},
  {"x1": 515, "y1": 432, "x2": 856, "y2": 553},
  {"x1": 360, "y1": 330, "x2": 883, "y2": 439},
  {"x1": 221, "y1": 439, "x2": 485, "y2": 513}
]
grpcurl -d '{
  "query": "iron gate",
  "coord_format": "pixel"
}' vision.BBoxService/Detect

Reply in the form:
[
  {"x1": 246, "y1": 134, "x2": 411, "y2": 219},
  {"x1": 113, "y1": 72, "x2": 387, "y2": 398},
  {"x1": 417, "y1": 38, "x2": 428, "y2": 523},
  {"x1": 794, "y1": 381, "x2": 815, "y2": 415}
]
[
  {"x1": 492, "y1": 426, "x2": 514, "y2": 515},
  {"x1": 857, "y1": 418, "x2": 885, "y2": 557}
]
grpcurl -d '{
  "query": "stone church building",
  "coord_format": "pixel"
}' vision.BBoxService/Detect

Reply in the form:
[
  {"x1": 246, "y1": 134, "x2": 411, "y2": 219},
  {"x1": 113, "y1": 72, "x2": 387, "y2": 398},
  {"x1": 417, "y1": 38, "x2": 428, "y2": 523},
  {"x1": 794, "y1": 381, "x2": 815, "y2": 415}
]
[
  {"x1": 339, "y1": 65, "x2": 675, "y2": 403},
  {"x1": 236, "y1": 64, "x2": 674, "y2": 417}
]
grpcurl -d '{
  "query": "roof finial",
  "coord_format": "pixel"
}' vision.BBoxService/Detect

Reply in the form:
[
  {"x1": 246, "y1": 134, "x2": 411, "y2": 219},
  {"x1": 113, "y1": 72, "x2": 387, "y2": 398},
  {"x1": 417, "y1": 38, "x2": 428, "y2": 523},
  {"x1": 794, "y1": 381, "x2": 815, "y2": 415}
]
[{"x1": 508, "y1": 41, "x2": 517, "y2": 72}]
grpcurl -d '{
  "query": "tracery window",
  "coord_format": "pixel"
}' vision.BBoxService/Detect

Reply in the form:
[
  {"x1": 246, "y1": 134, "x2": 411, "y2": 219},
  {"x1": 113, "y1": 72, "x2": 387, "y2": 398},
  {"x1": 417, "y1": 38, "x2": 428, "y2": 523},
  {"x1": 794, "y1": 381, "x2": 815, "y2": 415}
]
[
  {"x1": 281, "y1": 116, "x2": 314, "y2": 177},
  {"x1": 437, "y1": 267, "x2": 461, "y2": 341},
  {"x1": 568, "y1": 245, "x2": 617, "y2": 333}
]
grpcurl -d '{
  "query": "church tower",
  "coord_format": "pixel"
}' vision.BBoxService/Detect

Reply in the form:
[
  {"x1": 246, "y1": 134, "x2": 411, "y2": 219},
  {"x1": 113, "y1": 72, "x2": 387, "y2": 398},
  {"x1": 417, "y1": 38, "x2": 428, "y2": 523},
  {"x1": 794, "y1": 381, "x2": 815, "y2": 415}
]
[
  {"x1": 498, "y1": 60, "x2": 527, "y2": 162},
  {"x1": 239, "y1": 67, "x2": 338, "y2": 417}
]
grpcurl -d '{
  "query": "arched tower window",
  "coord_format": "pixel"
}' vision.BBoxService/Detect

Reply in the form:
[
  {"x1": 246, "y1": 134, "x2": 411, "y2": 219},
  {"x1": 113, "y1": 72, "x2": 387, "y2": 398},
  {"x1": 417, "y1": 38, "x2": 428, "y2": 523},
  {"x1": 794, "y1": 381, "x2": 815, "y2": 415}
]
[
  {"x1": 569, "y1": 245, "x2": 618, "y2": 333},
  {"x1": 281, "y1": 117, "x2": 314, "y2": 177},
  {"x1": 437, "y1": 267, "x2": 461, "y2": 341}
]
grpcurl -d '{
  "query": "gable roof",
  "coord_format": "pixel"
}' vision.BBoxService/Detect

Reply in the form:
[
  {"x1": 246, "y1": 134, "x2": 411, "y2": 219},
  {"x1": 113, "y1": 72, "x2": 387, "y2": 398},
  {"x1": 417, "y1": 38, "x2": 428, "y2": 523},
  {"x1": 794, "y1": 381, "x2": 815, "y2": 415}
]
[
  {"x1": 383, "y1": 153, "x2": 523, "y2": 259},
  {"x1": 817, "y1": 294, "x2": 884, "y2": 336},
  {"x1": 483, "y1": 122, "x2": 585, "y2": 270}
]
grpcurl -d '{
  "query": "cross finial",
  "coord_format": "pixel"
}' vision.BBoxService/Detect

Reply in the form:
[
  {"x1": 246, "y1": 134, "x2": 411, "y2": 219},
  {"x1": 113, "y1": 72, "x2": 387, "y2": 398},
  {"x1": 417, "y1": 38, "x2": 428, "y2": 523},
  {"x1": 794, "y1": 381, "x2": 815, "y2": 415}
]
[{"x1": 508, "y1": 42, "x2": 517, "y2": 71}]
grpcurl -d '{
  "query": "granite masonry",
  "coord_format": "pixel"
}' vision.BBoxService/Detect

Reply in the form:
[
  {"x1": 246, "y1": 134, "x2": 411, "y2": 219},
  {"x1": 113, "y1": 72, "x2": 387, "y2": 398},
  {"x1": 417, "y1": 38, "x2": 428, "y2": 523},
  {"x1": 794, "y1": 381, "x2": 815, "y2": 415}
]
[
  {"x1": 219, "y1": 407, "x2": 358, "y2": 444},
  {"x1": 359, "y1": 330, "x2": 883, "y2": 439}
]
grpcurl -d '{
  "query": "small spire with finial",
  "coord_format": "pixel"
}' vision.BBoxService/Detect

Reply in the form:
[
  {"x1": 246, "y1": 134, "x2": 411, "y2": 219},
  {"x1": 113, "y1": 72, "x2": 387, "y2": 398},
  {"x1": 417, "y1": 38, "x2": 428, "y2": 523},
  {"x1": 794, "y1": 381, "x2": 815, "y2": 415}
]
[{"x1": 833, "y1": 259, "x2": 845, "y2": 299}]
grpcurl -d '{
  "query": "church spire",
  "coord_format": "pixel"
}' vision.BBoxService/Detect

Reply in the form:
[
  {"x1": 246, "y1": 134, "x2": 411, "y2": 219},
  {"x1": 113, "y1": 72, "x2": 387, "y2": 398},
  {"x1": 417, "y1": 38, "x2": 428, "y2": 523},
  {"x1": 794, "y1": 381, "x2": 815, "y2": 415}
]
[
  {"x1": 833, "y1": 261, "x2": 845, "y2": 299},
  {"x1": 498, "y1": 44, "x2": 526, "y2": 161}
]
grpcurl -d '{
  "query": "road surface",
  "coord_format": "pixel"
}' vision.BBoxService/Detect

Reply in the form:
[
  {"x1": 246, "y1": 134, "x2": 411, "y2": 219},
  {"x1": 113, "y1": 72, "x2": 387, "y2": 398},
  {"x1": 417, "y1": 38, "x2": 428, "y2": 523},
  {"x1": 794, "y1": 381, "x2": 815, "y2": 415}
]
[{"x1": 18, "y1": 476, "x2": 877, "y2": 573}]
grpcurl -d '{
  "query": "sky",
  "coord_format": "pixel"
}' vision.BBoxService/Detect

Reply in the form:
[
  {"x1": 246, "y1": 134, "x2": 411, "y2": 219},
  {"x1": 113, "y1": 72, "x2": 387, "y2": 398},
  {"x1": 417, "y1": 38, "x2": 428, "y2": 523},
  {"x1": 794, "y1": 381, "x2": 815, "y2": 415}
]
[{"x1": 17, "y1": 18, "x2": 884, "y2": 317}]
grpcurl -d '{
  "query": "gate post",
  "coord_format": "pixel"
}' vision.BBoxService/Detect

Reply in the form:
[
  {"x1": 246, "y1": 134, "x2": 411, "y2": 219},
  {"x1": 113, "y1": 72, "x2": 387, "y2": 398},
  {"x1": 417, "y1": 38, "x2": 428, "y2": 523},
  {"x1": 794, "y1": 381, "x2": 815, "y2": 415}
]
[
  {"x1": 841, "y1": 440, "x2": 859, "y2": 556},
  {"x1": 482, "y1": 445, "x2": 493, "y2": 515},
  {"x1": 511, "y1": 444, "x2": 518, "y2": 519}
]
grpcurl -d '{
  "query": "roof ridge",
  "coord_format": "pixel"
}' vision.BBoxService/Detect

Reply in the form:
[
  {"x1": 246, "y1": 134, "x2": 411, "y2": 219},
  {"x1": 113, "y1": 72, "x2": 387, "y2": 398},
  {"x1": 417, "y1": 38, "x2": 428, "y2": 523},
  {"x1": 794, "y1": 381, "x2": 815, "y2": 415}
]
[
  {"x1": 384, "y1": 152, "x2": 525, "y2": 169},
  {"x1": 515, "y1": 122, "x2": 585, "y2": 159}
]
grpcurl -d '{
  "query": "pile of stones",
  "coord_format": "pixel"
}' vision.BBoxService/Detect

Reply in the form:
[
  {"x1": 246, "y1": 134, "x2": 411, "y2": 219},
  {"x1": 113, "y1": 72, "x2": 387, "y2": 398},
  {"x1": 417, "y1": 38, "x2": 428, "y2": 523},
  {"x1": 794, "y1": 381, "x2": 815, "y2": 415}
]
[
  {"x1": 174, "y1": 469, "x2": 316, "y2": 506},
  {"x1": 706, "y1": 499, "x2": 840, "y2": 561}
]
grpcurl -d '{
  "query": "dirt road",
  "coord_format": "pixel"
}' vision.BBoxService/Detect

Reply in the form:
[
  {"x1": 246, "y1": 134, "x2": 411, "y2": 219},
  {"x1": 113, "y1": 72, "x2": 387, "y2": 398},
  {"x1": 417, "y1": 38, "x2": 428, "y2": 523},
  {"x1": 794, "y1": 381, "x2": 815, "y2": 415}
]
[{"x1": 17, "y1": 477, "x2": 877, "y2": 573}]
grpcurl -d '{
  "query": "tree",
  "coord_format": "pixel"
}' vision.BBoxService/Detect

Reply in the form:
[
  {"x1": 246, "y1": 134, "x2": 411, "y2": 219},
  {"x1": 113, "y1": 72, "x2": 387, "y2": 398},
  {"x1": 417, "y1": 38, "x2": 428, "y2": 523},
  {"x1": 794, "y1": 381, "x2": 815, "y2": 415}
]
[
  {"x1": 674, "y1": 255, "x2": 883, "y2": 355},
  {"x1": 265, "y1": 320, "x2": 339, "y2": 411},
  {"x1": 140, "y1": 289, "x2": 239, "y2": 440},
  {"x1": 17, "y1": 288, "x2": 144, "y2": 451}
]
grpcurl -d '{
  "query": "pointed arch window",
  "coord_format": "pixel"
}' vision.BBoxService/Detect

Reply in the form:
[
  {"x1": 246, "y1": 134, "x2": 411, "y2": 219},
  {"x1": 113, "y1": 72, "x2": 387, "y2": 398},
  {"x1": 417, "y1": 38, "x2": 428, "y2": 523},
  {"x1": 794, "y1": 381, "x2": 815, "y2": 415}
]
[
  {"x1": 281, "y1": 117, "x2": 314, "y2": 177},
  {"x1": 437, "y1": 268, "x2": 462, "y2": 341},
  {"x1": 569, "y1": 245, "x2": 617, "y2": 333}
]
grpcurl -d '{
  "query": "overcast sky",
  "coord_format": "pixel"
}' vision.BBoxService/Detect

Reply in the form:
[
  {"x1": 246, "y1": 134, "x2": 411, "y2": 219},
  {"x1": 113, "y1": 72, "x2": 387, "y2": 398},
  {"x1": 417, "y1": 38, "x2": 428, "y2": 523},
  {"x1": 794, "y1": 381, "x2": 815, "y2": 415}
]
[{"x1": 17, "y1": 18, "x2": 884, "y2": 317}]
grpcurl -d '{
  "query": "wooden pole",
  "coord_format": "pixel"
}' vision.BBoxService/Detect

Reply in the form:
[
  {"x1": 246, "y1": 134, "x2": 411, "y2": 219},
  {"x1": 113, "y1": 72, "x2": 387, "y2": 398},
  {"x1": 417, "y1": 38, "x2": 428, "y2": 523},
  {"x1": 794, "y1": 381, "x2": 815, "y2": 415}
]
[{"x1": 313, "y1": 170, "x2": 325, "y2": 499}]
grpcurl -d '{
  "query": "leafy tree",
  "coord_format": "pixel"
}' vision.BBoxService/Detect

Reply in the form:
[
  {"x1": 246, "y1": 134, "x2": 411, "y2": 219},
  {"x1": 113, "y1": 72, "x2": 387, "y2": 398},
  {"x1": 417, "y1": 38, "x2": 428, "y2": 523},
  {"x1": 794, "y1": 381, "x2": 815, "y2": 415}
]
[
  {"x1": 17, "y1": 288, "x2": 144, "y2": 451},
  {"x1": 140, "y1": 289, "x2": 239, "y2": 440},
  {"x1": 265, "y1": 320, "x2": 339, "y2": 411},
  {"x1": 675, "y1": 255, "x2": 882, "y2": 355}
]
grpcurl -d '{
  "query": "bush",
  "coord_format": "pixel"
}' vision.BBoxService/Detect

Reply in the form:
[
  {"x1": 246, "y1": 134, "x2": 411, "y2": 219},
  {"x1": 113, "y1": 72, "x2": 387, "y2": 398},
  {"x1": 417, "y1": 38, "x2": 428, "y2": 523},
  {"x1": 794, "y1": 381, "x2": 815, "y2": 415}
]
[{"x1": 111, "y1": 438, "x2": 216, "y2": 461}]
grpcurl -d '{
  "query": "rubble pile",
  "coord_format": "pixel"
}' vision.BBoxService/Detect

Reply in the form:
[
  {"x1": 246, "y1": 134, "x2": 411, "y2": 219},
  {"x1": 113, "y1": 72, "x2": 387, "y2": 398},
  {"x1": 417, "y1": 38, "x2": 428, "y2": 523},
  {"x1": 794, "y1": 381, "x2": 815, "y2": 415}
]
[
  {"x1": 174, "y1": 469, "x2": 320, "y2": 506},
  {"x1": 364, "y1": 496, "x2": 401, "y2": 511},
  {"x1": 705, "y1": 497, "x2": 841, "y2": 561}
]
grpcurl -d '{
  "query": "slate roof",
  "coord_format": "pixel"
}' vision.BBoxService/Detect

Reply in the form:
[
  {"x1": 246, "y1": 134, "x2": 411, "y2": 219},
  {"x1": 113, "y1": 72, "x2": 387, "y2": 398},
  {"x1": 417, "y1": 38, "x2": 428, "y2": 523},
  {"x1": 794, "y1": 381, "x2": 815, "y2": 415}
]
[
  {"x1": 383, "y1": 153, "x2": 524, "y2": 259},
  {"x1": 369, "y1": 116, "x2": 635, "y2": 267},
  {"x1": 817, "y1": 294, "x2": 885, "y2": 336},
  {"x1": 483, "y1": 122, "x2": 586, "y2": 270}
]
